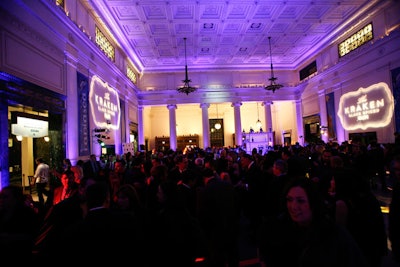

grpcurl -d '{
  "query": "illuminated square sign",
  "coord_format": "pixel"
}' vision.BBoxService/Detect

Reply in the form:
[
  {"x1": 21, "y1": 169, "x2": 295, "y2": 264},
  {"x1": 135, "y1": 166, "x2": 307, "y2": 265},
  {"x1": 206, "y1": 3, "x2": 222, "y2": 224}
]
[{"x1": 338, "y1": 23, "x2": 373, "y2": 58}]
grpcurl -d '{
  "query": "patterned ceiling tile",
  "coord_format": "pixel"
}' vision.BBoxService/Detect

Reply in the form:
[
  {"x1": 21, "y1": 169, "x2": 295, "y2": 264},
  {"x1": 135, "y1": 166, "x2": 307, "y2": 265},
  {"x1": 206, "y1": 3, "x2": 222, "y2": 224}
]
[
  {"x1": 141, "y1": 5, "x2": 167, "y2": 20},
  {"x1": 136, "y1": 47, "x2": 155, "y2": 57},
  {"x1": 148, "y1": 23, "x2": 170, "y2": 35},
  {"x1": 89, "y1": 0, "x2": 372, "y2": 71},
  {"x1": 253, "y1": 5, "x2": 274, "y2": 19},
  {"x1": 199, "y1": 5, "x2": 224, "y2": 19},
  {"x1": 310, "y1": 23, "x2": 336, "y2": 33},
  {"x1": 153, "y1": 37, "x2": 173, "y2": 47},
  {"x1": 278, "y1": 5, "x2": 306, "y2": 20},
  {"x1": 174, "y1": 23, "x2": 194, "y2": 34},
  {"x1": 326, "y1": 5, "x2": 359, "y2": 20},
  {"x1": 245, "y1": 22, "x2": 266, "y2": 33},
  {"x1": 216, "y1": 47, "x2": 234, "y2": 56},
  {"x1": 226, "y1": 5, "x2": 252, "y2": 19},
  {"x1": 269, "y1": 23, "x2": 291, "y2": 33},
  {"x1": 222, "y1": 23, "x2": 243, "y2": 34},
  {"x1": 130, "y1": 37, "x2": 152, "y2": 47},
  {"x1": 289, "y1": 23, "x2": 312, "y2": 34},
  {"x1": 171, "y1": 5, "x2": 196, "y2": 19},
  {"x1": 114, "y1": 6, "x2": 139, "y2": 20},
  {"x1": 302, "y1": 5, "x2": 330, "y2": 20},
  {"x1": 199, "y1": 22, "x2": 219, "y2": 34},
  {"x1": 123, "y1": 23, "x2": 146, "y2": 35}
]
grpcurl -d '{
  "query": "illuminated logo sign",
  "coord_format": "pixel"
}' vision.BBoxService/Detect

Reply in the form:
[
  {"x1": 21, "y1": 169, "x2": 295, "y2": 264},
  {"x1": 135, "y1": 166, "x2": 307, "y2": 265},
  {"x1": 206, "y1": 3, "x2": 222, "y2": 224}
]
[
  {"x1": 337, "y1": 82, "x2": 393, "y2": 130},
  {"x1": 338, "y1": 23, "x2": 373, "y2": 58},
  {"x1": 11, "y1": 116, "x2": 48, "y2": 138},
  {"x1": 89, "y1": 75, "x2": 121, "y2": 130}
]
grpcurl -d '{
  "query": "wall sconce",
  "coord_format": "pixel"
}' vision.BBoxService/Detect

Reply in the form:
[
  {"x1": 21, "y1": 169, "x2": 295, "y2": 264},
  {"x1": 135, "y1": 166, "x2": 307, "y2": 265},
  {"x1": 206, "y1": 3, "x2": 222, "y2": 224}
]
[
  {"x1": 16, "y1": 135, "x2": 23, "y2": 141},
  {"x1": 44, "y1": 136, "x2": 50, "y2": 142}
]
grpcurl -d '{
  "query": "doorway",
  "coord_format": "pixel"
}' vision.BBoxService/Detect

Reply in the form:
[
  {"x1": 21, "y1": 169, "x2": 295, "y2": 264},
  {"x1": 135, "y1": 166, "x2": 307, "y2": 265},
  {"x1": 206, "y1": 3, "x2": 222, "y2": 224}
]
[
  {"x1": 282, "y1": 130, "x2": 292, "y2": 146},
  {"x1": 1, "y1": 72, "x2": 65, "y2": 190},
  {"x1": 303, "y1": 114, "x2": 322, "y2": 144},
  {"x1": 210, "y1": 118, "x2": 224, "y2": 147}
]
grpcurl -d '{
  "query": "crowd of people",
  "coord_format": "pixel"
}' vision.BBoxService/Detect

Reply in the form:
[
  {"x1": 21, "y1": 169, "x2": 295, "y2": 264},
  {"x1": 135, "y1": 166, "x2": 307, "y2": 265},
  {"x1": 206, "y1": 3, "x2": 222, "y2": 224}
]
[{"x1": 0, "y1": 138, "x2": 399, "y2": 266}]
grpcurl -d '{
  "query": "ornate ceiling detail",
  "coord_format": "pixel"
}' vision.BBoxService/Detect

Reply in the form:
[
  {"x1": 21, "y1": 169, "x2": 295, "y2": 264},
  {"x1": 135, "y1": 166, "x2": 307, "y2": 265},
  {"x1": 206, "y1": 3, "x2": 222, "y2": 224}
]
[{"x1": 90, "y1": 0, "x2": 371, "y2": 73}]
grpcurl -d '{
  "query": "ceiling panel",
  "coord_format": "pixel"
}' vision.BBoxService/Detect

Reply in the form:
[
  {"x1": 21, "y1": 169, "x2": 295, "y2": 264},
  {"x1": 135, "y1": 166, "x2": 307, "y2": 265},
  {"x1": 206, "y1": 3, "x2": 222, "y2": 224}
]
[{"x1": 89, "y1": 0, "x2": 373, "y2": 72}]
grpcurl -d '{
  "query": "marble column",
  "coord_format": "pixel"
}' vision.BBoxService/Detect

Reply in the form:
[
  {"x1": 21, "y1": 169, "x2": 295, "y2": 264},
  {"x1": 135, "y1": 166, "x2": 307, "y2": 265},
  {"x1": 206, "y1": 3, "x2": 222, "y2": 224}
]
[
  {"x1": 295, "y1": 99, "x2": 304, "y2": 146},
  {"x1": 262, "y1": 101, "x2": 273, "y2": 132},
  {"x1": 318, "y1": 90, "x2": 329, "y2": 143},
  {"x1": 200, "y1": 103, "x2": 210, "y2": 149},
  {"x1": 65, "y1": 52, "x2": 79, "y2": 164},
  {"x1": 232, "y1": 102, "x2": 243, "y2": 147},
  {"x1": 167, "y1": 104, "x2": 177, "y2": 151},
  {"x1": 138, "y1": 105, "x2": 145, "y2": 150}
]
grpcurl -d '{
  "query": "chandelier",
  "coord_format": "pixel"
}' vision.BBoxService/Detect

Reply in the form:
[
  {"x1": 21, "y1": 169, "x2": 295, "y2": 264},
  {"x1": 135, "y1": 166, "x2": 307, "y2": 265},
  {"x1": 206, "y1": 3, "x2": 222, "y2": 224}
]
[
  {"x1": 265, "y1": 36, "x2": 283, "y2": 93},
  {"x1": 177, "y1": 37, "x2": 197, "y2": 95}
]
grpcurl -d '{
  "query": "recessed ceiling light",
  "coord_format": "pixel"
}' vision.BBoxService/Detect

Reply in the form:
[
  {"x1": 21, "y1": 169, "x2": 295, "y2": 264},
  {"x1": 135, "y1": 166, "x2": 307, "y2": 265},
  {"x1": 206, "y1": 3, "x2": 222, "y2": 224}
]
[{"x1": 203, "y1": 23, "x2": 214, "y2": 29}]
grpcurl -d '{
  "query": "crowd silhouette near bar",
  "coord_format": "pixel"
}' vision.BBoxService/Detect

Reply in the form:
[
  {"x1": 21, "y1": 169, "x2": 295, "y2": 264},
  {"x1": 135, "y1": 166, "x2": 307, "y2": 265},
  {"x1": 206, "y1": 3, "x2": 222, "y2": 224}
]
[{"x1": 1, "y1": 138, "x2": 400, "y2": 266}]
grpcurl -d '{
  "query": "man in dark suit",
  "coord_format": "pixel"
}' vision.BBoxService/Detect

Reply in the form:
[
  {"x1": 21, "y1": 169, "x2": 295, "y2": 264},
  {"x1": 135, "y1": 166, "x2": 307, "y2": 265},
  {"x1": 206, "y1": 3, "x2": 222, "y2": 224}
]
[
  {"x1": 168, "y1": 154, "x2": 189, "y2": 183},
  {"x1": 197, "y1": 168, "x2": 240, "y2": 267},
  {"x1": 58, "y1": 181, "x2": 145, "y2": 265},
  {"x1": 264, "y1": 159, "x2": 292, "y2": 224},
  {"x1": 239, "y1": 153, "x2": 266, "y2": 237},
  {"x1": 82, "y1": 154, "x2": 102, "y2": 181},
  {"x1": 176, "y1": 169, "x2": 198, "y2": 217}
]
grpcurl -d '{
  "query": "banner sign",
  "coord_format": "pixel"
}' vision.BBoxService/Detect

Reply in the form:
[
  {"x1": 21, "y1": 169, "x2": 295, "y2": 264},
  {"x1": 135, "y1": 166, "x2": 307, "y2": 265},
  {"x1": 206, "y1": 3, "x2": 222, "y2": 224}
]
[{"x1": 78, "y1": 72, "x2": 90, "y2": 156}]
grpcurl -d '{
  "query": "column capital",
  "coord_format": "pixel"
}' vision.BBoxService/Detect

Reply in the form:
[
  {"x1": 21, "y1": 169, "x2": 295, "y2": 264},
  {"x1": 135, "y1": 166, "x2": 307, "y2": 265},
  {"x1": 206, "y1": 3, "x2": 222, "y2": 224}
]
[
  {"x1": 167, "y1": 104, "x2": 177, "y2": 110},
  {"x1": 64, "y1": 51, "x2": 78, "y2": 67},
  {"x1": 231, "y1": 102, "x2": 242, "y2": 107},
  {"x1": 262, "y1": 101, "x2": 273, "y2": 106},
  {"x1": 200, "y1": 103, "x2": 210, "y2": 109}
]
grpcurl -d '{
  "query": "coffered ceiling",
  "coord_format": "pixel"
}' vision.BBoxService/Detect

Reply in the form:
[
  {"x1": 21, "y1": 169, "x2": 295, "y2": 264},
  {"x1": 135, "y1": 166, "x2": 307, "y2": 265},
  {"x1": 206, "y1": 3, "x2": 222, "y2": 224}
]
[{"x1": 89, "y1": 0, "x2": 374, "y2": 74}]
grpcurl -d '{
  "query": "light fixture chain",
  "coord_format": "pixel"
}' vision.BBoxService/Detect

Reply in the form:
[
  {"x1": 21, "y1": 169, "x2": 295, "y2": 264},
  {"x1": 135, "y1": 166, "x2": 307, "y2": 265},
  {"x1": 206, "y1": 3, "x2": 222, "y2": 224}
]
[
  {"x1": 265, "y1": 36, "x2": 283, "y2": 93},
  {"x1": 177, "y1": 37, "x2": 197, "y2": 95}
]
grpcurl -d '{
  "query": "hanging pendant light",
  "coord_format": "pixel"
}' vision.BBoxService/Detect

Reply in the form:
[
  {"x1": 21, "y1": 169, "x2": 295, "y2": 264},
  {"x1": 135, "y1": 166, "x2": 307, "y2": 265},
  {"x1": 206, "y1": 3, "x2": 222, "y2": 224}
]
[
  {"x1": 265, "y1": 36, "x2": 283, "y2": 93},
  {"x1": 256, "y1": 102, "x2": 262, "y2": 129},
  {"x1": 177, "y1": 37, "x2": 197, "y2": 95},
  {"x1": 214, "y1": 104, "x2": 221, "y2": 130}
]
